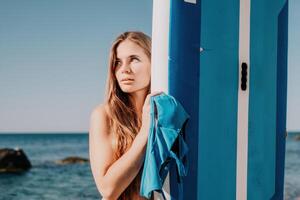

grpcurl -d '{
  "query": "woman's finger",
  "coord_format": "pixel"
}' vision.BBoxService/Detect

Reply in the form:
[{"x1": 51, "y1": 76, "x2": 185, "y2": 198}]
[{"x1": 145, "y1": 91, "x2": 163, "y2": 105}]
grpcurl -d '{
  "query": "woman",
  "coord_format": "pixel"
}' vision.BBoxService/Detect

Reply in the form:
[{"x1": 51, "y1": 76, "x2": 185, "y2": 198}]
[{"x1": 89, "y1": 31, "x2": 163, "y2": 200}]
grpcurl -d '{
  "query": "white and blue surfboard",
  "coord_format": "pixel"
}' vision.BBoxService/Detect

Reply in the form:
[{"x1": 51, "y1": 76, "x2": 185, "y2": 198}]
[{"x1": 151, "y1": 0, "x2": 288, "y2": 199}]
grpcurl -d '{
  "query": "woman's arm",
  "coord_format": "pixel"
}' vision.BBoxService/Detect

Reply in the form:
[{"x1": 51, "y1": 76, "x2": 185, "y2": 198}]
[{"x1": 89, "y1": 104, "x2": 149, "y2": 200}]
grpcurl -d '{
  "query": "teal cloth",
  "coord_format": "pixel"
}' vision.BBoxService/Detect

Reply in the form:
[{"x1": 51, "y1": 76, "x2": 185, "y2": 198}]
[{"x1": 139, "y1": 93, "x2": 190, "y2": 200}]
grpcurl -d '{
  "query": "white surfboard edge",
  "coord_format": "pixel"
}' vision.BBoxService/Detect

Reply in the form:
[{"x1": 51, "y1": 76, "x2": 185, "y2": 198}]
[
  {"x1": 151, "y1": 0, "x2": 171, "y2": 199},
  {"x1": 236, "y1": 0, "x2": 251, "y2": 199}
]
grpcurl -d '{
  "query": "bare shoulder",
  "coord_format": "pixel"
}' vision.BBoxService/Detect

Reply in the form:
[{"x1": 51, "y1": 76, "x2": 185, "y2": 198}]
[
  {"x1": 89, "y1": 104, "x2": 110, "y2": 136},
  {"x1": 90, "y1": 104, "x2": 109, "y2": 119}
]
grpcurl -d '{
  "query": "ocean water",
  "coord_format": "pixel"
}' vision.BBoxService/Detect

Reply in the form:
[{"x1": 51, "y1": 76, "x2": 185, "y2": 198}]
[
  {"x1": 0, "y1": 133, "x2": 299, "y2": 200},
  {"x1": 285, "y1": 132, "x2": 300, "y2": 200},
  {"x1": 0, "y1": 133, "x2": 100, "y2": 200}
]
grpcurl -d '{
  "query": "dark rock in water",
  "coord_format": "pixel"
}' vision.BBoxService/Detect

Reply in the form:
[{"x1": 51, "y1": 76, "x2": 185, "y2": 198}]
[
  {"x1": 0, "y1": 148, "x2": 32, "y2": 173},
  {"x1": 55, "y1": 156, "x2": 89, "y2": 165},
  {"x1": 294, "y1": 135, "x2": 300, "y2": 141}
]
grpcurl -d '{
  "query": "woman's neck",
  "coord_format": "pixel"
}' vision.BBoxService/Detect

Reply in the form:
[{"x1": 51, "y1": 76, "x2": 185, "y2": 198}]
[{"x1": 129, "y1": 88, "x2": 148, "y2": 120}]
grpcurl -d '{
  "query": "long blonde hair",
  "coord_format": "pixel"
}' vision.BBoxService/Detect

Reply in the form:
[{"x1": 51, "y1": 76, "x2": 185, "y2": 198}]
[{"x1": 104, "y1": 31, "x2": 151, "y2": 199}]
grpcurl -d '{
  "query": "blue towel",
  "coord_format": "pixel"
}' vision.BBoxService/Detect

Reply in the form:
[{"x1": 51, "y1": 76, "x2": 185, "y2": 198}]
[{"x1": 139, "y1": 93, "x2": 190, "y2": 200}]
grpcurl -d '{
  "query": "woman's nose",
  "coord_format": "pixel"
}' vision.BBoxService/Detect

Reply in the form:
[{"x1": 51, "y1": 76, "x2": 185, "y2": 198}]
[{"x1": 121, "y1": 63, "x2": 132, "y2": 73}]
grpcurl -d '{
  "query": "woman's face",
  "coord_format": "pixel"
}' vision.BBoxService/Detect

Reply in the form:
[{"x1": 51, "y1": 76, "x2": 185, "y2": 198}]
[{"x1": 114, "y1": 39, "x2": 151, "y2": 94}]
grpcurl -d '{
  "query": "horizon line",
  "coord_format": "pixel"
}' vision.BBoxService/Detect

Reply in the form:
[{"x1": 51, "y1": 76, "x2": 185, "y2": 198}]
[{"x1": 0, "y1": 131, "x2": 88, "y2": 134}]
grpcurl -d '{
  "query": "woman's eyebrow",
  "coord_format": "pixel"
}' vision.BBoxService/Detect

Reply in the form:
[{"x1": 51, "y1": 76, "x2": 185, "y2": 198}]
[
  {"x1": 116, "y1": 55, "x2": 140, "y2": 60},
  {"x1": 129, "y1": 55, "x2": 140, "y2": 58}
]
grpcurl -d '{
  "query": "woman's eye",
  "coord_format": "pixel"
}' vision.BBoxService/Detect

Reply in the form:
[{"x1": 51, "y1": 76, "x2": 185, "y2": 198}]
[
  {"x1": 131, "y1": 57, "x2": 139, "y2": 62},
  {"x1": 115, "y1": 61, "x2": 121, "y2": 67}
]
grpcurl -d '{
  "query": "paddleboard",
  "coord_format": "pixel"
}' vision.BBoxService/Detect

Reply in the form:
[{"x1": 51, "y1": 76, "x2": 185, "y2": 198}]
[{"x1": 151, "y1": 0, "x2": 288, "y2": 199}]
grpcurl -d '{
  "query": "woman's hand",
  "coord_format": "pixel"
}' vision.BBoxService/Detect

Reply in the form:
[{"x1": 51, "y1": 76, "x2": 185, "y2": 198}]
[{"x1": 141, "y1": 91, "x2": 164, "y2": 132}]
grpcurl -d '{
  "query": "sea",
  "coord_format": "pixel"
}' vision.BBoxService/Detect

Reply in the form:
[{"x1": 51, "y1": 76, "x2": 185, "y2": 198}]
[
  {"x1": 0, "y1": 133, "x2": 100, "y2": 200},
  {"x1": 0, "y1": 132, "x2": 299, "y2": 200}
]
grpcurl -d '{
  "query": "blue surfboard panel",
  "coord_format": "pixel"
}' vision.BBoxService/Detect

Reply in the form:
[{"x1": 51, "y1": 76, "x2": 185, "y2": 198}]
[
  {"x1": 198, "y1": 0, "x2": 239, "y2": 199},
  {"x1": 168, "y1": 0, "x2": 201, "y2": 199},
  {"x1": 248, "y1": 0, "x2": 288, "y2": 199},
  {"x1": 271, "y1": 1, "x2": 288, "y2": 199}
]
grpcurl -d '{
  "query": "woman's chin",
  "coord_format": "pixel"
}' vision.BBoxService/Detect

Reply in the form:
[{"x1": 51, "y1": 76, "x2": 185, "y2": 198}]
[
  {"x1": 120, "y1": 87, "x2": 135, "y2": 93},
  {"x1": 120, "y1": 85, "x2": 148, "y2": 94}
]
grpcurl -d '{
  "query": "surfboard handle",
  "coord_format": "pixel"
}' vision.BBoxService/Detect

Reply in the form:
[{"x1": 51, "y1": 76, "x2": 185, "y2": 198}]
[{"x1": 241, "y1": 62, "x2": 248, "y2": 91}]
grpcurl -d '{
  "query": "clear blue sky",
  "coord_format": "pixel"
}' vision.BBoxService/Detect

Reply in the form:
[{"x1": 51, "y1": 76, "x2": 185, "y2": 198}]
[{"x1": 0, "y1": 1, "x2": 298, "y2": 132}]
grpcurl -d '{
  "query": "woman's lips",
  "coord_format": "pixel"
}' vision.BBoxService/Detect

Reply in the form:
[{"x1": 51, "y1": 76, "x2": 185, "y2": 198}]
[{"x1": 121, "y1": 79, "x2": 134, "y2": 84}]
